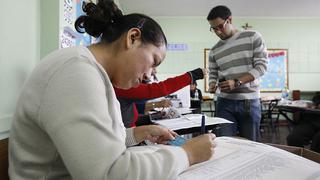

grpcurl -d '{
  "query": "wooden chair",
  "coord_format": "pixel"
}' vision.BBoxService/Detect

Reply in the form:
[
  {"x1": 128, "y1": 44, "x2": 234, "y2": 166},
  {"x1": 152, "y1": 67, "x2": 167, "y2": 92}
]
[{"x1": 0, "y1": 138, "x2": 9, "y2": 180}]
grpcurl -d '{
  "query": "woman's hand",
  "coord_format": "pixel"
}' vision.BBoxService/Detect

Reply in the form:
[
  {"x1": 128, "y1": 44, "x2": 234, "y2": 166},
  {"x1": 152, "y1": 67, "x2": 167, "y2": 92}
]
[
  {"x1": 182, "y1": 133, "x2": 216, "y2": 165},
  {"x1": 202, "y1": 68, "x2": 208, "y2": 77},
  {"x1": 156, "y1": 99, "x2": 172, "y2": 108},
  {"x1": 133, "y1": 125, "x2": 178, "y2": 144}
]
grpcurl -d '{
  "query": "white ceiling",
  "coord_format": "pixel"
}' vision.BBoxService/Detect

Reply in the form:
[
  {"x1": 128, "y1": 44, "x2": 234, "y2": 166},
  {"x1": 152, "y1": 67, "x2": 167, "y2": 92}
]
[{"x1": 118, "y1": 0, "x2": 320, "y2": 18}]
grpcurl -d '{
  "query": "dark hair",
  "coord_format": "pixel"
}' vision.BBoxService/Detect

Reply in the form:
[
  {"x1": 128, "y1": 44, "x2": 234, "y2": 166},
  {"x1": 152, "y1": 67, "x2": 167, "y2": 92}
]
[
  {"x1": 75, "y1": 0, "x2": 167, "y2": 47},
  {"x1": 312, "y1": 93, "x2": 320, "y2": 106},
  {"x1": 207, "y1": 5, "x2": 231, "y2": 21},
  {"x1": 191, "y1": 81, "x2": 197, "y2": 86}
]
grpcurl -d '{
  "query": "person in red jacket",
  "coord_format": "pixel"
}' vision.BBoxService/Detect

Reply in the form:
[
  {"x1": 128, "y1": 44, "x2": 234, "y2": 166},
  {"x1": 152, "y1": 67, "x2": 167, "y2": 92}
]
[{"x1": 115, "y1": 68, "x2": 206, "y2": 127}]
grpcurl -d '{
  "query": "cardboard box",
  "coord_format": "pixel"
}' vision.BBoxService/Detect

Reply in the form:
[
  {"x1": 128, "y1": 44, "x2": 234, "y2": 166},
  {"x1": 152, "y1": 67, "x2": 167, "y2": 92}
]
[{"x1": 267, "y1": 143, "x2": 320, "y2": 164}]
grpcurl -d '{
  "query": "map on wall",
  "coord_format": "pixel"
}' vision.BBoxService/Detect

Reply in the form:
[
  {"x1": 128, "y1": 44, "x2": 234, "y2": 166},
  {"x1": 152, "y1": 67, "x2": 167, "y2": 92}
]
[
  {"x1": 203, "y1": 48, "x2": 288, "y2": 92},
  {"x1": 260, "y1": 49, "x2": 288, "y2": 92}
]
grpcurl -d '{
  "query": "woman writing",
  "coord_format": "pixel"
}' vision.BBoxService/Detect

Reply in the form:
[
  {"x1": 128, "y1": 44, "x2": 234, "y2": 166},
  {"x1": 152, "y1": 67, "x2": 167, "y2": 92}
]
[{"x1": 9, "y1": 0, "x2": 216, "y2": 179}]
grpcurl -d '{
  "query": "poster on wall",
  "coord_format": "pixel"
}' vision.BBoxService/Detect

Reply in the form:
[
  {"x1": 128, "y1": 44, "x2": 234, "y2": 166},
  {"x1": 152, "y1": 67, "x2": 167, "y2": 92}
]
[
  {"x1": 260, "y1": 49, "x2": 288, "y2": 92},
  {"x1": 203, "y1": 48, "x2": 289, "y2": 92},
  {"x1": 63, "y1": 0, "x2": 75, "y2": 25},
  {"x1": 75, "y1": 0, "x2": 92, "y2": 46},
  {"x1": 61, "y1": 0, "x2": 93, "y2": 49},
  {"x1": 61, "y1": 27, "x2": 77, "y2": 48}
]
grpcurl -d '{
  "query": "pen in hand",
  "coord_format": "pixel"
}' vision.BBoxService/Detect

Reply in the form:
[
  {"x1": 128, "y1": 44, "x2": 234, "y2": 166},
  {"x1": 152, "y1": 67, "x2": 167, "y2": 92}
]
[{"x1": 201, "y1": 114, "x2": 206, "y2": 134}]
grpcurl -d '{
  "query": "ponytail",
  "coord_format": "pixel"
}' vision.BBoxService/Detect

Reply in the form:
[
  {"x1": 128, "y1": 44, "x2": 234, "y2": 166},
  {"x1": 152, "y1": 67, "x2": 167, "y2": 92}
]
[{"x1": 75, "y1": 0, "x2": 167, "y2": 47}]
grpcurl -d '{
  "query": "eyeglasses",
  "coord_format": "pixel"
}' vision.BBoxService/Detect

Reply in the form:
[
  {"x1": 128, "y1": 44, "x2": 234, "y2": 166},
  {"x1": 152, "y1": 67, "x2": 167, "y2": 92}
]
[{"x1": 210, "y1": 19, "x2": 228, "y2": 32}]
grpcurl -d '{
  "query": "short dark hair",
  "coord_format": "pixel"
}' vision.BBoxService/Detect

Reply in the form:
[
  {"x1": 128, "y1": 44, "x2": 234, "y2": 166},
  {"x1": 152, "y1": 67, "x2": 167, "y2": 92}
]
[
  {"x1": 312, "y1": 93, "x2": 320, "y2": 106},
  {"x1": 207, "y1": 5, "x2": 231, "y2": 21},
  {"x1": 191, "y1": 81, "x2": 197, "y2": 86},
  {"x1": 75, "y1": 0, "x2": 167, "y2": 47}
]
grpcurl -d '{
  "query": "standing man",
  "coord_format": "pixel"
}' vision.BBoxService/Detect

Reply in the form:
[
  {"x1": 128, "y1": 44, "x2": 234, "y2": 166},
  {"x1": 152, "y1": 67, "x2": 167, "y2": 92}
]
[{"x1": 207, "y1": 5, "x2": 268, "y2": 141}]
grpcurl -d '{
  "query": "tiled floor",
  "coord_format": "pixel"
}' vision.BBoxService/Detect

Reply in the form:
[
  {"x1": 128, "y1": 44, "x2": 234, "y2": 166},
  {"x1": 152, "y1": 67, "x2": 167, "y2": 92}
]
[{"x1": 259, "y1": 123, "x2": 291, "y2": 145}]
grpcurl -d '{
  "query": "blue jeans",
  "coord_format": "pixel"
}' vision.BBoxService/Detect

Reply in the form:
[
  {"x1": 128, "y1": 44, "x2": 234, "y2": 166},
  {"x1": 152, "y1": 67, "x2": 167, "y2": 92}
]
[{"x1": 214, "y1": 97, "x2": 261, "y2": 141}]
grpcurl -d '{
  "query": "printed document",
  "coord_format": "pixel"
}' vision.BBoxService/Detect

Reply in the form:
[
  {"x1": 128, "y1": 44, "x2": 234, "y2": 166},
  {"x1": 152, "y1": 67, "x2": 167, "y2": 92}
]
[{"x1": 177, "y1": 137, "x2": 320, "y2": 180}]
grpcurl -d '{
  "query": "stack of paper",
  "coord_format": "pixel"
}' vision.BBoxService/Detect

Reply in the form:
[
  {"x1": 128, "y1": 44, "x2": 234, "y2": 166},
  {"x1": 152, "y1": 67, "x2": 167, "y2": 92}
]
[
  {"x1": 128, "y1": 137, "x2": 320, "y2": 179},
  {"x1": 178, "y1": 137, "x2": 320, "y2": 180},
  {"x1": 153, "y1": 114, "x2": 232, "y2": 131}
]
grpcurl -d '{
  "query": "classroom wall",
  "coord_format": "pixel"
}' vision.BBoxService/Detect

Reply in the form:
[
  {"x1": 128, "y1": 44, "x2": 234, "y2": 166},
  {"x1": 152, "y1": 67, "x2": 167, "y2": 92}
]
[
  {"x1": 1, "y1": 2, "x2": 320, "y2": 138},
  {"x1": 0, "y1": 0, "x2": 40, "y2": 139},
  {"x1": 1, "y1": 0, "x2": 121, "y2": 139},
  {"x1": 154, "y1": 16, "x2": 320, "y2": 96},
  {"x1": 40, "y1": 0, "x2": 59, "y2": 58},
  {"x1": 40, "y1": 0, "x2": 119, "y2": 59}
]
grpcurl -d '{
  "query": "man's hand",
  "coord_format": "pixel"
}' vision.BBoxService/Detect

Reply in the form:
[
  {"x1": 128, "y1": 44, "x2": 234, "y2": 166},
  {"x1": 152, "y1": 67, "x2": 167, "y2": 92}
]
[
  {"x1": 208, "y1": 83, "x2": 217, "y2": 94},
  {"x1": 218, "y1": 79, "x2": 236, "y2": 92}
]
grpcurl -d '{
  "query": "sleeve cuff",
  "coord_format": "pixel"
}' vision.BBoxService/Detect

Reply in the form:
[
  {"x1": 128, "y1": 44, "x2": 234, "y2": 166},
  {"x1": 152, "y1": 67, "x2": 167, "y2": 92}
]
[
  {"x1": 125, "y1": 128, "x2": 139, "y2": 147},
  {"x1": 248, "y1": 69, "x2": 260, "y2": 79},
  {"x1": 160, "y1": 145, "x2": 189, "y2": 172}
]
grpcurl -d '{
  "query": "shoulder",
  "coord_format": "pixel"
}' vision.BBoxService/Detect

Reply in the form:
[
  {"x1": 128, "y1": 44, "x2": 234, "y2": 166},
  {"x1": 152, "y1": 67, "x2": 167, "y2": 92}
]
[
  {"x1": 237, "y1": 30, "x2": 261, "y2": 38},
  {"x1": 211, "y1": 40, "x2": 224, "y2": 51},
  {"x1": 45, "y1": 47, "x2": 108, "y2": 89},
  {"x1": 237, "y1": 30, "x2": 264, "y2": 45},
  {"x1": 247, "y1": 30, "x2": 263, "y2": 39}
]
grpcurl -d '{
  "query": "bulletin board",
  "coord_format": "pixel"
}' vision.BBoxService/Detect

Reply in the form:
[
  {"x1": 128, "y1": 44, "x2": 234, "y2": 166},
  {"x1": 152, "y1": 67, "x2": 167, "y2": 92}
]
[
  {"x1": 204, "y1": 48, "x2": 210, "y2": 92},
  {"x1": 203, "y1": 48, "x2": 289, "y2": 92},
  {"x1": 260, "y1": 49, "x2": 288, "y2": 92}
]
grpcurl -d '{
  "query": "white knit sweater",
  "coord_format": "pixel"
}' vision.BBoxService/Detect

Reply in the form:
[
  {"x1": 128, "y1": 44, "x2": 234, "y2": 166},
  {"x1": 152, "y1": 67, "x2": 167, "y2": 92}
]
[{"x1": 9, "y1": 46, "x2": 188, "y2": 180}]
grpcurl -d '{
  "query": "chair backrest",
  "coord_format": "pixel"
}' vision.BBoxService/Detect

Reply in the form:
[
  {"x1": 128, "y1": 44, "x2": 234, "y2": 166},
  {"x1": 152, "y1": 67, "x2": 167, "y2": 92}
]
[
  {"x1": 0, "y1": 138, "x2": 9, "y2": 180},
  {"x1": 268, "y1": 99, "x2": 279, "y2": 112}
]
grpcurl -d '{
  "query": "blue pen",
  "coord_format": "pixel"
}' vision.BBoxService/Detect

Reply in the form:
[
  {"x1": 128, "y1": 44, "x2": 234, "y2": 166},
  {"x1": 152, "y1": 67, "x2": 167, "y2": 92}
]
[{"x1": 201, "y1": 114, "x2": 206, "y2": 134}]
